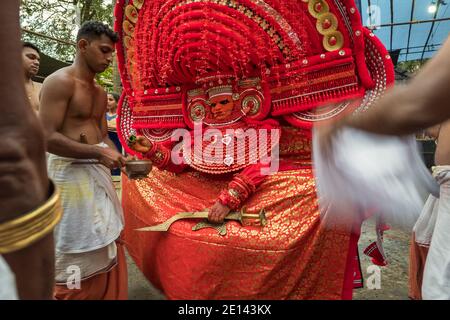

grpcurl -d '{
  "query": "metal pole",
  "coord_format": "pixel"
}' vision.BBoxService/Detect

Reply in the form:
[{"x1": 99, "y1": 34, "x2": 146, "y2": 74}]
[
  {"x1": 368, "y1": 17, "x2": 450, "y2": 28},
  {"x1": 421, "y1": 2, "x2": 442, "y2": 60},
  {"x1": 390, "y1": 0, "x2": 394, "y2": 51},
  {"x1": 406, "y1": 0, "x2": 416, "y2": 61},
  {"x1": 21, "y1": 28, "x2": 76, "y2": 46}
]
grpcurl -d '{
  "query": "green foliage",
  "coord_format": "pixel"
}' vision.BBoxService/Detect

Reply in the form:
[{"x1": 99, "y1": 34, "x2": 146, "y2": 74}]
[
  {"x1": 96, "y1": 66, "x2": 114, "y2": 92},
  {"x1": 397, "y1": 60, "x2": 428, "y2": 74},
  {"x1": 20, "y1": 0, "x2": 114, "y2": 62}
]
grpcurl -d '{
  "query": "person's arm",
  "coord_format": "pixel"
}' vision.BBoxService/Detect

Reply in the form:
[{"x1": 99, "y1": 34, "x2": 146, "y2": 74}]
[
  {"x1": 0, "y1": 0, "x2": 54, "y2": 299},
  {"x1": 208, "y1": 163, "x2": 270, "y2": 223},
  {"x1": 343, "y1": 36, "x2": 450, "y2": 135}
]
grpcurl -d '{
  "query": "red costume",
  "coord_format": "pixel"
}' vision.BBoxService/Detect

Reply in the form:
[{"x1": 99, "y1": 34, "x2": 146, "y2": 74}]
[{"x1": 114, "y1": 0, "x2": 394, "y2": 299}]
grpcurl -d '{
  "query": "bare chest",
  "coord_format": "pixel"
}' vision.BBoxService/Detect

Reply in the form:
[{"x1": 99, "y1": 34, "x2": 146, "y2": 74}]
[
  {"x1": 67, "y1": 83, "x2": 105, "y2": 120},
  {"x1": 25, "y1": 82, "x2": 40, "y2": 111}
]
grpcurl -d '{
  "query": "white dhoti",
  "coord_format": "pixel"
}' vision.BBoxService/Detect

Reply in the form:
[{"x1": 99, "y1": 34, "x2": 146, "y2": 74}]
[
  {"x1": 422, "y1": 166, "x2": 450, "y2": 299},
  {"x1": 47, "y1": 144, "x2": 124, "y2": 284}
]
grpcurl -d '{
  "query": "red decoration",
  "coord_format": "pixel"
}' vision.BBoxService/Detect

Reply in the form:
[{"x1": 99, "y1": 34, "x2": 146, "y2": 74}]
[
  {"x1": 329, "y1": 36, "x2": 337, "y2": 46},
  {"x1": 322, "y1": 19, "x2": 332, "y2": 29},
  {"x1": 315, "y1": 3, "x2": 323, "y2": 12}
]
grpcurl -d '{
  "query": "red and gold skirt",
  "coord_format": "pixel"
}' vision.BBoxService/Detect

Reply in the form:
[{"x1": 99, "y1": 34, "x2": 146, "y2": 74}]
[{"x1": 122, "y1": 163, "x2": 356, "y2": 299}]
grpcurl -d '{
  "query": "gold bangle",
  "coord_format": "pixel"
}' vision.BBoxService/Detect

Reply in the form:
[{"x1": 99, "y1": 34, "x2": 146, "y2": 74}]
[{"x1": 0, "y1": 180, "x2": 62, "y2": 254}]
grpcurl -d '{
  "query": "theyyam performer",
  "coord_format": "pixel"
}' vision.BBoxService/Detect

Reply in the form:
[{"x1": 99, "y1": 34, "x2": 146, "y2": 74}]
[{"x1": 114, "y1": 0, "x2": 394, "y2": 299}]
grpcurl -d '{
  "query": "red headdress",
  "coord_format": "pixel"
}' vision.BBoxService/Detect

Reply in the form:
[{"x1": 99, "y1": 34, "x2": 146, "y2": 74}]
[{"x1": 114, "y1": 0, "x2": 394, "y2": 155}]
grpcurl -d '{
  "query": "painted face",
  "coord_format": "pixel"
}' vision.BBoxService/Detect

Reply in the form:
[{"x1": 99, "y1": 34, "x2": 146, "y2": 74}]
[
  {"x1": 22, "y1": 47, "x2": 40, "y2": 77},
  {"x1": 209, "y1": 95, "x2": 234, "y2": 120},
  {"x1": 82, "y1": 34, "x2": 115, "y2": 73}
]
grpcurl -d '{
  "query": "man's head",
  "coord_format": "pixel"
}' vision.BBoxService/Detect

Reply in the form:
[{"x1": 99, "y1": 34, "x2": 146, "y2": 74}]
[
  {"x1": 22, "y1": 42, "x2": 40, "y2": 78},
  {"x1": 76, "y1": 21, "x2": 118, "y2": 74}
]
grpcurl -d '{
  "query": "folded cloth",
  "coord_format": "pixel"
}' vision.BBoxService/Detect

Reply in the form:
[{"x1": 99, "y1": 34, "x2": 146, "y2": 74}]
[
  {"x1": 0, "y1": 256, "x2": 18, "y2": 300},
  {"x1": 55, "y1": 241, "x2": 118, "y2": 283},
  {"x1": 313, "y1": 127, "x2": 439, "y2": 230},
  {"x1": 47, "y1": 142, "x2": 124, "y2": 253},
  {"x1": 413, "y1": 166, "x2": 450, "y2": 246}
]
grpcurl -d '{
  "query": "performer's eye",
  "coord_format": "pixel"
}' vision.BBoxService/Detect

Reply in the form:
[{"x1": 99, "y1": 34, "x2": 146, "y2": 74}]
[
  {"x1": 210, "y1": 103, "x2": 217, "y2": 108},
  {"x1": 220, "y1": 99, "x2": 230, "y2": 105}
]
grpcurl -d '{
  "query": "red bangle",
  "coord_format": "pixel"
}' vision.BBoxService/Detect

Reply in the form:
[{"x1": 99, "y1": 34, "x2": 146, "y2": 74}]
[
  {"x1": 144, "y1": 141, "x2": 157, "y2": 158},
  {"x1": 218, "y1": 189, "x2": 241, "y2": 210},
  {"x1": 145, "y1": 144, "x2": 171, "y2": 168}
]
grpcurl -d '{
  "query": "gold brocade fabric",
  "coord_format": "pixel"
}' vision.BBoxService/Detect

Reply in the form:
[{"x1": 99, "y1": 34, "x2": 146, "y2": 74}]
[{"x1": 122, "y1": 163, "x2": 353, "y2": 299}]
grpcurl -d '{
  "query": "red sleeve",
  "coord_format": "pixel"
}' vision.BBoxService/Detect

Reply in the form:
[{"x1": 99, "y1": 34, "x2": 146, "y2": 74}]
[{"x1": 144, "y1": 142, "x2": 187, "y2": 174}]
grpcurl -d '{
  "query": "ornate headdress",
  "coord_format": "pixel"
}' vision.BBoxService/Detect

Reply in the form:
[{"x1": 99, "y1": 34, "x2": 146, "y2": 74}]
[{"x1": 115, "y1": 0, "x2": 394, "y2": 151}]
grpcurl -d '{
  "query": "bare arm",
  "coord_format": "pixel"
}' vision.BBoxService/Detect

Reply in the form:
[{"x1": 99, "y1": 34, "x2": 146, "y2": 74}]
[
  {"x1": 39, "y1": 74, "x2": 101, "y2": 159},
  {"x1": 0, "y1": 0, "x2": 54, "y2": 299},
  {"x1": 345, "y1": 36, "x2": 450, "y2": 135}
]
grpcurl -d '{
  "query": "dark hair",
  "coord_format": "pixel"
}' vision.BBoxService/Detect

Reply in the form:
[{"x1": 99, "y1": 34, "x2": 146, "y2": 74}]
[
  {"x1": 109, "y1": 92, "x2": 120, "y2": 103},
  {"x1": 76, "y1": 21, "x2": 118, "y2": 43},
  {"x1": 23, "y1": 42, "x2": 40, "y2": 54}
]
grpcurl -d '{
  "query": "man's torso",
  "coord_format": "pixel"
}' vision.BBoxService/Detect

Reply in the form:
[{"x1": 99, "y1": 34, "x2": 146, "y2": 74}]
[
  {"x1": 58, "y1": 68, "x2": 106, "y2": 145},
  {"x1": 25, "y1": 80, "x2": 41, "y2": 112}
]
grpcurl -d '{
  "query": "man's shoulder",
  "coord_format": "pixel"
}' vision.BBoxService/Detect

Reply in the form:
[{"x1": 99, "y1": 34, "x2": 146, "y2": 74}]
[
  {"x1": 41, "y1": 68, "x2": 75, "y2": 94},
  {"x1": 43, "y1": 67, "x2": 75, "y2": 89},
  {"x1": 93, "y1": 81, "x2": 107, "y2": 94}
]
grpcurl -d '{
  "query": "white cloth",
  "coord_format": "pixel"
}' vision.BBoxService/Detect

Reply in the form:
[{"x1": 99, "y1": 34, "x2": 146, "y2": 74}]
[
  {"x1": 413, "y1": 166, "x2": 448, "y2": 247},
  {"x1": 0, "y1": 256, "x2": 18, "y2": 300},
  {"x1": 422, "y1": 167, "x2": 450, "y2": 299},
  {"x1": 47, "y1": 143, "x2": 124, "y2": 254},
  {"x1": 313, "y1": 127, "x2": 439, "y2": 230}
]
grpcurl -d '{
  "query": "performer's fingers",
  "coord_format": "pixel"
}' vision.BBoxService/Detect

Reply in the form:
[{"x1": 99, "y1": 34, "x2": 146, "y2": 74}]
[
  {"x1": 207, "y1": 208, "x2": 214, "y2": 222},
  {"x1": 210, "y1": 211, "x2": 217, "y2": 223},
  {"x1": 217, "y1": 212, "x2": 225, "y2": 223},
  {"x1": 213, "y1": 210, "x2": 219, "y2": 223}
]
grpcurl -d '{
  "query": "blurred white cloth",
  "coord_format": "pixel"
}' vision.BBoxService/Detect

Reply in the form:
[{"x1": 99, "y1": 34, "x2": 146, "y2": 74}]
[
  {"x1": 422, "y1": 166, "x2": 450, "y2": 299},
  {"x1": 0, "y1": 256, "x2": 18, "y2": 300},
  {"x1": 313, "y1": 127, "x2": 439, "y2": 230}
]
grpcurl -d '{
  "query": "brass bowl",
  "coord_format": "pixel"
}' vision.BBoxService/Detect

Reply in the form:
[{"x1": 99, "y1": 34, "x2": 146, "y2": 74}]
[{"x1": 125, "y1": 160, "x2": 152, "y2": 179}]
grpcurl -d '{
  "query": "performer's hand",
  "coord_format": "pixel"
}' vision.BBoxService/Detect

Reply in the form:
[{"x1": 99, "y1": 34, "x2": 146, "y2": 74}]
[
  {"x1": 128, "y1": 135, "x2": 152, "y2": 154},
  {"x1": 208, "y1": 201, "x2": 231, "y2": 224},
  {"x1": 97, "y1": 147, "x2": 127, "y2": 169}
]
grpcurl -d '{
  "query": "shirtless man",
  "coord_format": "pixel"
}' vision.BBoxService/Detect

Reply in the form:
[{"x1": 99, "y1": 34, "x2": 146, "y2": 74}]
[
  {"x1": 22, "y1": 42, "x2": 42, "y2": 112},
  {"x1": 39, "y1": 21, "x2": 128, "y2": 300}
]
